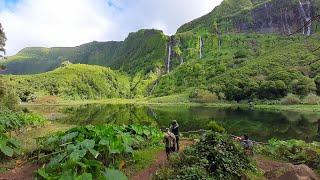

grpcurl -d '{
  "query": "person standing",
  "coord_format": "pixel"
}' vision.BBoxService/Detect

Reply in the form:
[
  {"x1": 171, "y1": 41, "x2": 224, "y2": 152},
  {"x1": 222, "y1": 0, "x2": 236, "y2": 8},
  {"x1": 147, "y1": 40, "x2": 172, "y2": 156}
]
[
  {"x1": 170, "y1": 120, "x2": 180, "y2": 151},
  {"x1": 163, "y1": 128, "x2": 176, "y2": 159}
]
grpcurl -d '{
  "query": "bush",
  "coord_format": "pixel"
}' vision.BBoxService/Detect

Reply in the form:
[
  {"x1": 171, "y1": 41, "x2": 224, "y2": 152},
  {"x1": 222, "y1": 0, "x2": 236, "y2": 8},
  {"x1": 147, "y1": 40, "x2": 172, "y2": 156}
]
[
  {"x1": 255, "y1": 139, "x2": 320, "y2": 171},
  {"x1": 36, "y1": 124, "x2": 162, "y2": 179},
  {"x1": 302, "y1": 94, "x2": 320, "y2": 105},
  {"x1": 154, "y1": 132, "x2": 257, "y2": 179},
  {"x1": 190, "y1": 89, "x2": 219, "y2": 103},
  {"x1": 281, "y1": 93, "x2": 301, "y2": 105},
  {"x1": 206, "y1": 121, "x2": 225, "y2": 133},
  {"x1": 0, "y1": 79, "x2": 19, "y2": 110}
]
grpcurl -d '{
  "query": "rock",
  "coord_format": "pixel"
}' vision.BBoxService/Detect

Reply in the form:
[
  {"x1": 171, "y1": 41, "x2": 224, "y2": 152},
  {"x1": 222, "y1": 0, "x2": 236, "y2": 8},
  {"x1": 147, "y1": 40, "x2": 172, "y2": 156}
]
[{"x1": 265, "y1": 163, "x2": 319, "y2": 180}]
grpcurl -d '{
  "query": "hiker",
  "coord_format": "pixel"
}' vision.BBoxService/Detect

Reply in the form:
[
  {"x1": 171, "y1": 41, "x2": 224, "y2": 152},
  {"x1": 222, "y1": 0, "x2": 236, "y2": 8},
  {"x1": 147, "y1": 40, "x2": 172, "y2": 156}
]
[
  {"x1": 170, "y1": 120, "x2": 180, "y2": 151},
  {"x1": 163, "y1": 128, "x2": 176, "y2": 159},
  {"x1": 234, "y1": 134, "x2": 254, "y2": 154}
]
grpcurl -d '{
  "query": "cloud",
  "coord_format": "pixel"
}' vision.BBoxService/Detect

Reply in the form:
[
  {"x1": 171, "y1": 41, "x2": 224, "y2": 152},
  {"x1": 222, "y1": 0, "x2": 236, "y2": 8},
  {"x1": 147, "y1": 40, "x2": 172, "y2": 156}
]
[{"x1": 0, "y1": 0, "x2": 223, "y2": 55}]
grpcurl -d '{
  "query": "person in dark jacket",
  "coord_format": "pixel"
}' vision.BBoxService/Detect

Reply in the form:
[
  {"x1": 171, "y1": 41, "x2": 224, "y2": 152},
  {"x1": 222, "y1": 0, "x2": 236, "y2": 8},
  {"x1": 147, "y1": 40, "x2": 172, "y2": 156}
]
[{"x1": 170, "y1": 120, "x2": 180, "y2": 151}]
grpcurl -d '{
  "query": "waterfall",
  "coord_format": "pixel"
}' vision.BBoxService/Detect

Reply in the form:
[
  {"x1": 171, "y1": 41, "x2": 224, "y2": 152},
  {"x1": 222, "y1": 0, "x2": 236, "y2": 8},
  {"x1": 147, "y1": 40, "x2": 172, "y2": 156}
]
[
  {"x1": 180, "y1": 57, "x2": 184, "y2": 65},
  {"x1": 284, "y1": 9, "x2": 292, "y2": 34},
  {"x1": 167, "y1": 43, "x2": 171, "y2": 73},
  {"x1": 199, "y1": 37, "x2": 203, "y2": 59},
  {"x1": 299, "y1": 0, "x2": 312, "y2": 36}
]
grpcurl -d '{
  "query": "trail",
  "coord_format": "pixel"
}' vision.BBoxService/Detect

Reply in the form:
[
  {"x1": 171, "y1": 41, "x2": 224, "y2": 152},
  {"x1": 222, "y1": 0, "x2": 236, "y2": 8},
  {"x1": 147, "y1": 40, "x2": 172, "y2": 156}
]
[
  {"x1": 131, "y1": 139, "x2": 194, "y2": 180},
  {"x1": 0, "y1": 163, "x2": 40, "y2": 180}
]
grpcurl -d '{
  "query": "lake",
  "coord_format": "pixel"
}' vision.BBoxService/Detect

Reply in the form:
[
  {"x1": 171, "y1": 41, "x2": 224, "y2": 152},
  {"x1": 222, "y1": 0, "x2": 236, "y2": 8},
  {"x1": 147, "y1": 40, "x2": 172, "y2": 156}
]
[{"x1": 27, "y1": 104, "x2": 320, "y2": 142}]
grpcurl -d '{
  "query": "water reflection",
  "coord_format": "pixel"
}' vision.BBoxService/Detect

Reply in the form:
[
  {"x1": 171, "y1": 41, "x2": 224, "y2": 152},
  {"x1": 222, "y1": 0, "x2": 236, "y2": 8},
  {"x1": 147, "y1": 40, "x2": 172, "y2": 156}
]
[{"x1": 28, "y1": 104, "x2": 320, "y2": 142}]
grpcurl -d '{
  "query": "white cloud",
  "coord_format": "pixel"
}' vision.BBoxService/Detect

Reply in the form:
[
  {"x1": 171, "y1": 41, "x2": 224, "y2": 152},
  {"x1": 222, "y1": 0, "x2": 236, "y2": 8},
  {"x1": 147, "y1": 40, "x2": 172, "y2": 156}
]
[{"x1": 0, "y1": 0, "x2": 223, "y2": 55}]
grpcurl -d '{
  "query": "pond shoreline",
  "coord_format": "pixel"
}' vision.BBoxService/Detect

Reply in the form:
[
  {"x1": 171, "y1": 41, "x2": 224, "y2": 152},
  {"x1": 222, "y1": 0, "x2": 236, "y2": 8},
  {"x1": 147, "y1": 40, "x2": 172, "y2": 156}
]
[{"x1": 20, "y1": 99, "x2": 320, "y2": 113}]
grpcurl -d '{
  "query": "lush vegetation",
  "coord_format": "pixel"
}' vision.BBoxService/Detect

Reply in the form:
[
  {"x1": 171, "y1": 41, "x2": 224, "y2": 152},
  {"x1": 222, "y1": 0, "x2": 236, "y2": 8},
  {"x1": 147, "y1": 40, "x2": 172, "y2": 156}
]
[
  {"x1": 35, "y1": 124, "x2": 162, "y2": 179},
  {"x1": 154, "y1": 33, "x2": 320, "y2": 102},
  {"x1": 2, "y1": 64, "x2": 131, "y2": 101},
  {"x1": 1, "y1": 29, "x2": 167, "y2": 75},
  {"x1": 256, "y1": 139, "x2": 320, "y2": 171},
  {"x1": 154, "y1": 132, "x2": 258, "y2": 179},
  {"x1": 0, "y1": 109, "x2": 46, "y2": 158}
]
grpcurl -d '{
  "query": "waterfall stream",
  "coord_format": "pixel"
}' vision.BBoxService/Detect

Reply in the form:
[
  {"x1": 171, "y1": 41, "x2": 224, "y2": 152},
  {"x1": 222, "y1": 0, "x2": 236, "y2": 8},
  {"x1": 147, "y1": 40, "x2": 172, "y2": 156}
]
[
  {"x1": 199, "y1": 37, "x2": 203, "y2": 59},
  {"x1": 299, "y1": 0, "x2": 312, "y2": 36},
  {"x1": 167, "y1": 43, "x2": 171, "y2": 73},
  {"x1": 180, "y1": 57, "x2": 184, "y2": 65}
]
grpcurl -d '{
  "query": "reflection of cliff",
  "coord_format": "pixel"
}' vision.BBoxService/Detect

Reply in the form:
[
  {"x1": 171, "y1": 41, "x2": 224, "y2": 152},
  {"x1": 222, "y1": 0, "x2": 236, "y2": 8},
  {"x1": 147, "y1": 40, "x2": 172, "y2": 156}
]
[
  {"x1": 56, "y1": 104, "x2": 317, "y2": 142},
  {"x1": 60, "y1": 104, "x2": 155, "y2": 125}
]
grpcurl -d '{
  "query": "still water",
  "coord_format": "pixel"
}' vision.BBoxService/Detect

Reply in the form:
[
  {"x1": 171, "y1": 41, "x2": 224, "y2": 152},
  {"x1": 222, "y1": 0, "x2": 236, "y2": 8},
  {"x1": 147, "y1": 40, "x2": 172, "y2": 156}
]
[{"x1": 28, "y1": 104, "x2": 320, "y2": 142}]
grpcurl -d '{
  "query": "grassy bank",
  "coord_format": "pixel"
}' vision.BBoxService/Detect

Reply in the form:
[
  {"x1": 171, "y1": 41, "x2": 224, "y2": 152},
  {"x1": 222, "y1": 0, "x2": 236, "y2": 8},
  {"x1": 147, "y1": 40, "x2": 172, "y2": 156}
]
[{"x1": 21, "y1": 95, "x2": 320, "y2": 114}]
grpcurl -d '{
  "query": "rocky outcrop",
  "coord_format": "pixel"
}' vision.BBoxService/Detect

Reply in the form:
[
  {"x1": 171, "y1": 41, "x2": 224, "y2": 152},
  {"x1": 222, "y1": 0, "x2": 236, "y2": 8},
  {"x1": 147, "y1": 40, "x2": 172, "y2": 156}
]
[
  {"x1": 234, "y1": 0, "x2": 315, "y2": 35},
  {"x1": 178, "y1": 0, "x2": 319, "y2": 35}
]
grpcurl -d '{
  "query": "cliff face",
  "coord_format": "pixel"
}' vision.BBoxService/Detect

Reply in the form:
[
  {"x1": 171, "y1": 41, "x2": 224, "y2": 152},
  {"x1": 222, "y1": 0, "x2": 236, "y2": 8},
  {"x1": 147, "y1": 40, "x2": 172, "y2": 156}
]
[{"x1": 177, "y1": 0, "x2": 320, "y2": 35}]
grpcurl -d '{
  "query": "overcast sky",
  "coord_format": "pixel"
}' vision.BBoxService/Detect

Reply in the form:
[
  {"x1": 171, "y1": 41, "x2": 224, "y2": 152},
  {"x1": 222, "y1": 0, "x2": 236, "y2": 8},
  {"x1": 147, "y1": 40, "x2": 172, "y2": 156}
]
[{"x1": 0, "y1": 0, "x2": 223, "y2": 55}]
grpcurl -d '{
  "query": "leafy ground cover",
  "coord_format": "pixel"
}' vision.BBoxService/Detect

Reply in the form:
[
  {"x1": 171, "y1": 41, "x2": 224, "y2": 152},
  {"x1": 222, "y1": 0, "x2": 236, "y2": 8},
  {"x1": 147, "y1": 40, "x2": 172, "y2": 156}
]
[
  {"x1": 34, "y1": 124, "x2": 163, "y2": 179},
  {"x1": 256, "y1": 139, "x2": 320, "y2": 172},
  {"x1": 0, "y1": 109, "x2": 46, "y2": 158},
  {"x1": 154, "y1": 132, "x2": 260, "y2": 179}
]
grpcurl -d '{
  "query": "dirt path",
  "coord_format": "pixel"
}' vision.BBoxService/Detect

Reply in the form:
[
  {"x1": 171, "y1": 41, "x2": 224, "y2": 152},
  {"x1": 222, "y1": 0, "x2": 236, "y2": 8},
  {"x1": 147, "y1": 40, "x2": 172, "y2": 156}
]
[
  {"x1": 131, "y1": 139, "x2": 194, "y2": 180},
  {"x1": 0, "y1": 163, "x2": 41, "y2": 180}
]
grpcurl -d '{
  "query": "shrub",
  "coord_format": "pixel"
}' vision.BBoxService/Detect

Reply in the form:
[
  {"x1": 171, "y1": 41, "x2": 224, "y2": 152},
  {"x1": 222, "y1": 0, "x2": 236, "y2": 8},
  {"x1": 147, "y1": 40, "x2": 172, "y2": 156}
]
[
  {"x1": 154, "y1": 132, "x2": 257, "y2": 179},
  {"x1": 0, "y1": 79, "x2": 19, "y2": 110},
  {"x1": 302, "y1": 94, "x2": 320, "y2": 105},
  {"x1": 206, "y1": 121, "x2": 225, "y2": 133},
  {"x1": 255, "y1": 139, "x2": 320, "y2": 171},
  {"x1": 190, "y1": 89, "x2": 219, "y2": 103},
  {"x1": 281, "y1": 93, "x2": 301, "y2": 105}
]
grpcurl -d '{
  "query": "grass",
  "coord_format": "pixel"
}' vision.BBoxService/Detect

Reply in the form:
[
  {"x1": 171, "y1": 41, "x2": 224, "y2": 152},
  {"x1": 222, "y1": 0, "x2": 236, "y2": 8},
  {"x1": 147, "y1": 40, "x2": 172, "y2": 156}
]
[
  {"x1": 254, "y1": 104, "x2": 320, "y2": 113},
  {"x1": 125, "y1": 144, "x2": 163, "y2": 177}
]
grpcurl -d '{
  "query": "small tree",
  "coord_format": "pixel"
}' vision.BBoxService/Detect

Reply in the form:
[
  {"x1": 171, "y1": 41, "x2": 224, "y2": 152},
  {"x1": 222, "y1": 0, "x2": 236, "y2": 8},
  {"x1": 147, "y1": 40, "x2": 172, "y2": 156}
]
[{"x1": 0, "y1": 23, "x2": 6, "y2": 58}]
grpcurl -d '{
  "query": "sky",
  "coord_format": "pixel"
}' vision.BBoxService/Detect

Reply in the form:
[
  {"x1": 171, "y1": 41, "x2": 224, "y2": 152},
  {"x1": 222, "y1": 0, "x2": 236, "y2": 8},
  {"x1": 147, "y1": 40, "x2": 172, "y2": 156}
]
[{"x1": 0, "y1": 0, "x2": 223, "y2": 55}]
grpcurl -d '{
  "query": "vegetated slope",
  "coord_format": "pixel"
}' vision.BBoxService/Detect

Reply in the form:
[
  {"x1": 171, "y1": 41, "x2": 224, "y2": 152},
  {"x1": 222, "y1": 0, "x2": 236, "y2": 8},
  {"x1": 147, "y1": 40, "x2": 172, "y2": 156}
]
[
  {"x1": 154, "y1": 33, "x2": 320, "y2": 101},
  {"x1": 2, "y1": 64, "x2": 131, "y2": 101},
  {"x1": 1, "y1": 29, "x2": 167, "y2": 75},
  {"x1": 177, "y1": 0, "x2": 320, "y2": 34}
]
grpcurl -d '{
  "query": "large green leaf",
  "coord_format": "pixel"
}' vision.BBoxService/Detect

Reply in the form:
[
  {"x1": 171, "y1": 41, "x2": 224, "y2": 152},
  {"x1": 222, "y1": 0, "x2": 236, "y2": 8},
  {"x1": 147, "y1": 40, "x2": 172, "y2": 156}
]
[
  {"x1": 0, "y1": 144, "x2": 14, "y2": 157},
  {"x1": 81, "y1": 139, "x2": 95, "y2": 149},
  {"x1": 104, "y1": 168, "x2": 127, "y2": 180},
  {"x1": 76, "y1": 173, "x2": 92, "y2": 180}
]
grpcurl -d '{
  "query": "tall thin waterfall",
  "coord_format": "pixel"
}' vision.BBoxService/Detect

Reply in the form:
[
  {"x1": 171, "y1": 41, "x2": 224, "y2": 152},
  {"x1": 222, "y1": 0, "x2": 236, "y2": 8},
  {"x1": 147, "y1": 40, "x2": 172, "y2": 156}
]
[
  {"x1": 299, "y1": 0, "x2": 312, "y2": 36},
  {"x1": 284, "y1": 8, "x2": 292, "y2": 34},
  {"x1": 180, "y1": 57, "x2": 184, "y2": 65},
  {"x1": 199, "y1": 37, "x2": 203, "y2": 59},
  {"x1": 167, "y1": 43, "x2": 171, "y2": 73}
]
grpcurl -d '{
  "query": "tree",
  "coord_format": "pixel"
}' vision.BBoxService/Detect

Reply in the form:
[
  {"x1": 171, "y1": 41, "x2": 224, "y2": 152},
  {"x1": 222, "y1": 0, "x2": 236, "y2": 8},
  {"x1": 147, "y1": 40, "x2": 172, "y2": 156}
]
[{"x1": 0, "y1": 23, "x2": 6, "y2": 57}]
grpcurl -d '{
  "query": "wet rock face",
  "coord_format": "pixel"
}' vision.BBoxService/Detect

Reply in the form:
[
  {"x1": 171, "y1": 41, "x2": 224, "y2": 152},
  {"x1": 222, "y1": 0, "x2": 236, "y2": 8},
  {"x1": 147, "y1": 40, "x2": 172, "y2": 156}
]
[{"x1": 232, "y1": 0, "x2": 316, "y2": 35}]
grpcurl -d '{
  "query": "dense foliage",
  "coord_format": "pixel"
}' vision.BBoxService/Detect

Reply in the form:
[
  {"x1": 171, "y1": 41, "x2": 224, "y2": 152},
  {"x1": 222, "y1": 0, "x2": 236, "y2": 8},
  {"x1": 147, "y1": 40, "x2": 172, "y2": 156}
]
[
  {"x1": 0, "y1": 22, "x2": 6, "y2": 57},
  {"x1": 155, "y1": 132, "x2": 257, "y2": 179},
  {"x1": 0, "y1": 109, "x2": 45, "y2": 158},
  {"x1": 256, "y1": 139, "x2": 320, "y2": 171},
  {"x1": 3, "y1": 64, "x2": 131, "y2": 101},
  {"x1": 154, "y1": 33, "x2": 320, "y2": 101},
  {"x1": 0, "y1": 79, "x2": 19, "y2": 110},
  {"x1": 2, "y1": 29, "x2": 167, "y2": 75},
  {"x1": 35, "y1": 124, "x2": 162, "y2": 179}
]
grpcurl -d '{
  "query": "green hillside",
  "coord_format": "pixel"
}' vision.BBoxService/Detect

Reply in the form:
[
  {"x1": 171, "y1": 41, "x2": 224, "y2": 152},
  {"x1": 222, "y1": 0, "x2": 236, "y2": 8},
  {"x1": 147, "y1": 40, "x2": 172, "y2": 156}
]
[
  {"x1": 2, "y1": 64, "x2": 131, "y2": 101},
  {"x1": 2, "y1": 29, "x2": 167, "y2": 75},
  {"x1": 1, "y1": 0, "x2": 320, "y2": 102},
  {"x1": 153, "y1": 32, "x2": 320, "y2": 101}
]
